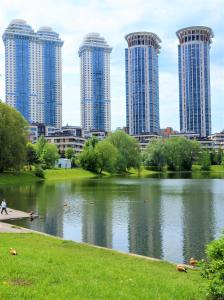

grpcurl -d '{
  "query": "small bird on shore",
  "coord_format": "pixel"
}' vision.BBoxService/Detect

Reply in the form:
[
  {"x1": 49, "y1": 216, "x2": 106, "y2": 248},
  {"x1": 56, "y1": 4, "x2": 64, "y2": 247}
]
[
  {"x1": 9, "y1": 248, "x2": 17, "y2": 255},
  {"x1": 189, "y1": 257, "x2": 198, "y2": 267},
  {"x1": 176, "y1": 264, "x2": 187, "y2": 272},
  {"x1": 64, "y1": 203, "x2": 68, "y2": 207}
]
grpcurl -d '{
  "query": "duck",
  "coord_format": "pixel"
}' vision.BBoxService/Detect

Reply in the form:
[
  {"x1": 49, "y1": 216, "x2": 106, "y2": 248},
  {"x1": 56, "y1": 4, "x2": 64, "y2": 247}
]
[
  {"x1": 176, "y1": 264, "x2": 187, "y2": 272},
  {"x1": 10, "y1": 248, "x2": 17, "y2": 255},
  {"x1": 189, "y1": 257, "x2": 198, "y2": 267}
]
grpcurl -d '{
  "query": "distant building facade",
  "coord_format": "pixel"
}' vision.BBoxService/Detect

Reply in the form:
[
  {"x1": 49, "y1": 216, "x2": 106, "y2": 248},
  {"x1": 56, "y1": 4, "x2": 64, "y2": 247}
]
[
  {"x1": 79, "y1": 33, "x2": 112, "y2": 132},
  {"x1": 3, "y1": 19, "x2": 63, "y2": 128},
  {"x1": 177, "y1": 26, "x2": 214, "y2": 137},
  {"x1": 125, "y1": 32, "x2": 161, "y2": 135}
]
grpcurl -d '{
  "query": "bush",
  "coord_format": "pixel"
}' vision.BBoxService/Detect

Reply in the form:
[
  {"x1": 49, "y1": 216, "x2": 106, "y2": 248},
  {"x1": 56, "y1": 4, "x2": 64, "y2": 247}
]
[
  {"x1": 201, "y1": 234, "x2": 224, "y2": 299},
  {"x1": 34, "y1": 166, "x2": 45, "y2": 178}
]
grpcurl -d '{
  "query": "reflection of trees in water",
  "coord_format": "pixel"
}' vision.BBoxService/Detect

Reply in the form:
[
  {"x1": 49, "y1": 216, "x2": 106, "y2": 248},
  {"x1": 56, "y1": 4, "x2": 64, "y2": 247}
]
[
  {"x1": 128, "y1": 182, "x2": 163, "y2": 258},
  {"x1": 182, "y1": 180, "x2": 215, "y2": 262}
]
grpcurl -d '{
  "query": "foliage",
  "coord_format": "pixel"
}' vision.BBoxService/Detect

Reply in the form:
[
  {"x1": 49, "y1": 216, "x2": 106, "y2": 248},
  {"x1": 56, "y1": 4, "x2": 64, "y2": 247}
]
[
  {"x1": 35, "y1": 135, "x2": 47, "y2": 158},
  {"x1": 78, "y1": 137, "x2": 99, "y2": 172},
  {"x1": 95, "y1": 140, "x2": 118, "y2": 173},
  {"x1": 26, "y1": 143, "x2": 38, "y2": 169},
  {"x1": 107, "y1": 130, "x2": 141, "y2": 173},
  {"x1": 201, "y1": 150, "x2": 211, "y2": 171},
  {"x1": 143, "y1": 137, "x2": 201, "y2": 172},
  {"x1": 142, "y1": 139, "x2": 167, "y2": 171},
  {"x1": 34, "y1": 165, "x2": 45, "y2": 178},
  {"x1": 65, "y1": 147, "x2": 75, "y2": 159},
  {"x1": 40, "y1": 143, "x2": 60, "y2": 169},
  {"x1": 210, "y1": 148, "x2": 223, "y2": 165},
  {"x1": 201, "y1": 234, "x2": 224, "y2": 299},
  {"x1": 0, "y1": 101, "x2": 28, "y2": 172},
  {"x1": 165, "y1": 137, "x2": 201, "y2": 171},
  {"x1": 0, "y1": 233, "x2": 204, "y2": 300}
]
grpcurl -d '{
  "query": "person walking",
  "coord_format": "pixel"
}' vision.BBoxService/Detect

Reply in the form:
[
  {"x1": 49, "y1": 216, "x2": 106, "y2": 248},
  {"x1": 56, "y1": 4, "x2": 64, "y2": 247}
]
[{"x1": 1, "y1": 199, "x2": 8, "y2": 214}]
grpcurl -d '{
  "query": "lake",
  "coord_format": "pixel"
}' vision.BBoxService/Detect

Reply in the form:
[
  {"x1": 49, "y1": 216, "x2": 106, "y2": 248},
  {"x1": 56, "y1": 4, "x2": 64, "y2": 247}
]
[{"x1": 1, "y1": 175, "x2": 224, "y2": 263}]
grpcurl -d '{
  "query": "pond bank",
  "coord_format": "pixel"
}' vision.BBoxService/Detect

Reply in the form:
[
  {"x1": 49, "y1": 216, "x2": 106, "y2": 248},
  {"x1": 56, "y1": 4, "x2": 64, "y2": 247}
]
[{"x1": 0, "y1": 232, "x2": 204, "y2": 300}]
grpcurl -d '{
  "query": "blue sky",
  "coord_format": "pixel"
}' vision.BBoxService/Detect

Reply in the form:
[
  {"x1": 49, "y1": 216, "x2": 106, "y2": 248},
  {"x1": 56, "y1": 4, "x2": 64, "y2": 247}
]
[{"x1": 0, "y1": 0, "x2": 223, "y2": 132}]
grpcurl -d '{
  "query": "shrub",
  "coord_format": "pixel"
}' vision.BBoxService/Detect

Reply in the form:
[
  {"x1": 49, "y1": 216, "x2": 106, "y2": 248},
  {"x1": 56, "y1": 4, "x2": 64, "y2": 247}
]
[
  {"x1": 201, "y1": 234, "x2": 224, "y2": 299},
  {"x1": 35, "y1": 165, "x2": 45, "y2": 178}
]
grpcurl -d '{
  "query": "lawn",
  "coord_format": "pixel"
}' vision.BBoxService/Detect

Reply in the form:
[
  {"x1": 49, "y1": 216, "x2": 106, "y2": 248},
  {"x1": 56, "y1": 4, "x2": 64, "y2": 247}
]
[
  {"x1": 0, "y1": 171, "x2": 41, "y2": 185},
  {"x1": 0, "y1": 233, "x2": 204, "y2": 300},
  {"x1": 44, "y1": 168, "x2": 97, "y2": 180}
]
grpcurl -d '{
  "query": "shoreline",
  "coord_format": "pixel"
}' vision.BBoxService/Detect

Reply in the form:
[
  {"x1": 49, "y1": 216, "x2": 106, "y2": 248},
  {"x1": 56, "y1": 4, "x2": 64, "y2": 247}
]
[{"x1": 0, "y1": 165, "x2": 224, "y2": 186}]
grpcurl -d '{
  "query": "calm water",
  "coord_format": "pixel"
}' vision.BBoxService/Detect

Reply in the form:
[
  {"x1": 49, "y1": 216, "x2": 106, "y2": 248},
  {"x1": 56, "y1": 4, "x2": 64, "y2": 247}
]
[{"x1": 1, "y1": 176, "x2": 224, "y2": 263}]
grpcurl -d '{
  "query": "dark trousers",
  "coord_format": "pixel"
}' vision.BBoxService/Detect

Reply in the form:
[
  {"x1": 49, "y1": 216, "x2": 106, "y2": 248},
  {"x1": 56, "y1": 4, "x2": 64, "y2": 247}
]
[{"x1": 1, "y1": 207, "x2": 8, "y2": 214}]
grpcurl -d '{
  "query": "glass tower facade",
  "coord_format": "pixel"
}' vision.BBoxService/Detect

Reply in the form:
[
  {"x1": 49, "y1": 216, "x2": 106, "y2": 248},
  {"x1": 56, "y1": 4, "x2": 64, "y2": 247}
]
[
  {"x1": 3, "y1": 20, "x2": 63, "y2": 128},
  {"x1": 79, "y1": 33, "x2": 112, "y2": 132},
  {"x1": 177, "y1": 26, "x2": 214, "y2": 137},
  {"x1": 125, "y1": 32, "x2": 161, "y2": 135}
]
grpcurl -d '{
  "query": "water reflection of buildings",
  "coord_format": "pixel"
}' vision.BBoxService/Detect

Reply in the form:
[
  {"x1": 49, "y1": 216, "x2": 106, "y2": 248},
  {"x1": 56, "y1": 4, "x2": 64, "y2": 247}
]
[
  {"x1": 81, "y1": 181, "x2": 113, "y2": 248},
  {"x1": 128, "y1": 182, "x2": 163, "y2": 258},
  {"x1": 33, "y1": 182, "x2": 65, "y2": 237},
  {"x1": 182, "y1": 180, "x2": 215, "y2": 262}
]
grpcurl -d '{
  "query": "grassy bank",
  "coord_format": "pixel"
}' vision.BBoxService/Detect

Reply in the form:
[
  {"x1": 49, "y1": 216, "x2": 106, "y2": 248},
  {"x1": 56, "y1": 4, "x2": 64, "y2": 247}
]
[
  {"x1": 45, "y1": 168, "x2": 96, "y2": 181},
  {"x1": 0, "y1": 171, "x2": 41, "y2": 185},
  {"x1": 0, "y1": 233, "x2": 204, "y2": 300}
]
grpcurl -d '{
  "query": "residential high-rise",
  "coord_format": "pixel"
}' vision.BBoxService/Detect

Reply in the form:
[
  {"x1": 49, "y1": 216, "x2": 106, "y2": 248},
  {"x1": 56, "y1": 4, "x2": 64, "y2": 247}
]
[
  {"x1": 177, "y1": 26, "x2": 214, "y2": 137},
  {"x1": 79, "y1": 33, "x2": 112, "y2": 132},
  {"x1": 125, "y1": 32, "x2": 161, "y2": 135},
  {"x1": 2, "y1": 19, "x2": 63, "y2": 128}
]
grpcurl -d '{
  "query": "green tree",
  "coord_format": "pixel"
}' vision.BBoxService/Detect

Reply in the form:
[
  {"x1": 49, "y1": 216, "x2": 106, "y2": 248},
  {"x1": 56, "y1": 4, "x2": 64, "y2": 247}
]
[
  {"x1": 36, "y1": 135, "x2": 47, "y2": 158},
  {"x1": 65, "y1": 147, "x2": 75, "y2": 159},
  {"x1": 107, "y1": 130, "x2": 141, "y2": 173},
  {"x1": 78, "y1": 137, "x2": 99, "y2": 172},
  {"x1": 142, "y1": 139, "x2": 167, "y2": 171},
  {"x1": 200, "y1": 150, "x2": 211, "y2": 171},
  {"x1": 0, "y1": 101, "x2": 28, "y2": 172},
  {"x1": 201, "y1": 234, "x2": 224, "y2": 299},
  {"x1": 41, "y1": 143, "x2": 60, "y2": 169},
  {"x1": 95, "y1": 140, "x2": 118, "y2": 173},
  {"x1": 26, "y1": 142, "x2": 38, "y2": 170},
  {"x1": 165, "y1": 137, "x2": 200, "y2": 171}
]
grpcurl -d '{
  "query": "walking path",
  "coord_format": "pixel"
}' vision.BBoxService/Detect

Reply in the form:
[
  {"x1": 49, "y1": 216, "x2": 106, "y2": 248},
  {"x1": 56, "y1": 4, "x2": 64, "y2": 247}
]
[
  {"x1": 0, "y1": 208, "x2": 38, "y2": 233},
  {"x1": 0, "y1": 208, "x2": 37, "y2": 221}
]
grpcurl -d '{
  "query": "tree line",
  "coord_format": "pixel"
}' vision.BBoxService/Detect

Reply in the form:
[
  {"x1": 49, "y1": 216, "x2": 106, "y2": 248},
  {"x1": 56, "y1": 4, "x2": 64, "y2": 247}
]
[{"x1": 0, "y1": 101, "x2": 224, "y2": 175}]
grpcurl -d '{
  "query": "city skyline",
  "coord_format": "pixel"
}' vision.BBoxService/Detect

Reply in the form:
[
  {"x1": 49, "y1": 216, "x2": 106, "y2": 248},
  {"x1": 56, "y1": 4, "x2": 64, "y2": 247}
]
[{"x1": 0, "y1": 0, "x2": 223, "y2": 133}]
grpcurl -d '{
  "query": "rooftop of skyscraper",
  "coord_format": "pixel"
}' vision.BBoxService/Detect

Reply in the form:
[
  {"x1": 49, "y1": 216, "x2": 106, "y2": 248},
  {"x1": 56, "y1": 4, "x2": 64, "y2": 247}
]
[{"x1": 78, "y1": 32, "x2": 112, "y2": 55}]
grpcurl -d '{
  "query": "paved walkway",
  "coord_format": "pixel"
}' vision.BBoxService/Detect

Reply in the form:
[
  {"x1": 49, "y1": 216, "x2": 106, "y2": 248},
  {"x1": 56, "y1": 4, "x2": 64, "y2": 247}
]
[
  {"x1": 0, "y1": 208, "x2": 36, "y2": 221},
  {"x1": 0, "y1": 222, "x2": 31, "y2": 233},
  {"x1": 0, "y1": 208, "x2": 38, "y2": 233}
]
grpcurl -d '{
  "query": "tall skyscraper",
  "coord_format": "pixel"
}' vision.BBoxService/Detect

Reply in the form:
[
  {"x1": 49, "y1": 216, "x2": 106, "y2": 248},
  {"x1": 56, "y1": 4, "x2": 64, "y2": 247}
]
[
  {"x1": 177, "y1": 26, "x2": 214, "y2": 137},
  {"x1": 79, "y1": 33, "x2": 112, "y2": 132},
  {"x1": 125, "y1": 32, "x2": 161, "y2": 135},
  {"x1": 2, "y1": 19, "x2": 63, "y2": 128}
]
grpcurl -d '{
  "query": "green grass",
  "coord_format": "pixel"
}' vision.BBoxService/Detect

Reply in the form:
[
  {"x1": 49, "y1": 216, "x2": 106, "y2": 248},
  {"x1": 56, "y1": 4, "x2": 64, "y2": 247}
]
[
  {"x1": 44, "y1": 168, "x2": 97, "y2": 180},
  {"x1": 0, "y1": 233, "x2": 204, "y2": 300},
  {"x1": 0, "y1": 171, "x2": 42, "y2": 185}
]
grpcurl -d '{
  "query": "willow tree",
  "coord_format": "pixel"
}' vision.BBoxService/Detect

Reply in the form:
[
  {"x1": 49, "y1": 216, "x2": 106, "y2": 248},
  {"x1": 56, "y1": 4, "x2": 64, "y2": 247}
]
[{"x1": 0, "y1": 101, "x2": 28, "y2": 172}]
